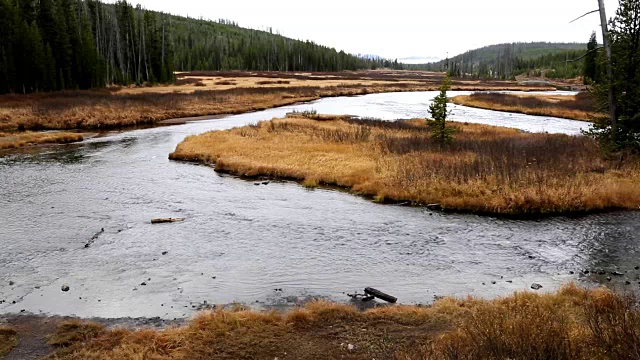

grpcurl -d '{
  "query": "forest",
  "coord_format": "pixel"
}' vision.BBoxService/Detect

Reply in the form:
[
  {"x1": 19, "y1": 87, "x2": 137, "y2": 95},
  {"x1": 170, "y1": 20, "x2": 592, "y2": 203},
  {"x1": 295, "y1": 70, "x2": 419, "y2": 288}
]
[
  {"x1": 0, "y1": 0, "x2": 402, "y2": 94},
  {"x1": 421, "y1": 42, "x2": 589, "y2": 80}
]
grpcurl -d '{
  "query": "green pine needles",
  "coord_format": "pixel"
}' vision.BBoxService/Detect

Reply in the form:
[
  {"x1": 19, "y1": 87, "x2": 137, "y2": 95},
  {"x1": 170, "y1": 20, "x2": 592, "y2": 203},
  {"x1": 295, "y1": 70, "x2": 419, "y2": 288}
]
[{"x1": 428, "y1": 74, "x2": 457, "y2": 145}]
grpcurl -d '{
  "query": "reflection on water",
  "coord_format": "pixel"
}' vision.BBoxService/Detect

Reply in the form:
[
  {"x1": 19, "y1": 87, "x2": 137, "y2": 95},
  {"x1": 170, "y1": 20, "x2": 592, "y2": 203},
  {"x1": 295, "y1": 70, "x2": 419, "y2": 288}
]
[{"x1": 0, "y1": 91, "x2": 637, "y2": 319}]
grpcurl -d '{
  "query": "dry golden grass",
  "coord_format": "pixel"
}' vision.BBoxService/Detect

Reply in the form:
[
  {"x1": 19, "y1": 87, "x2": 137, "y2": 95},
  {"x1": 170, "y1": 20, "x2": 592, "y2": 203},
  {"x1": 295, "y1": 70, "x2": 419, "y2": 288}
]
[
  {"x1": 170, "y1": 115, "x2": 640, "y2": 215},
  {"x1": 0, "y1": 131, "x2": 83, "y2": 150},
  {"x1": 451, "y1": 92, "x2": 601, "y2": 122},
  {"x1": 0, "y1": 70, "x2": 554, "y2": 132},
  {"x1": 0, "y1": 326, "x2": 18, "y2": 358},
  {"x1": 41, "y1": 285, "x2": 640, "y2": 360},
  {"x1": 0, "y1": 326, "x2": 18, "y2": 357}
]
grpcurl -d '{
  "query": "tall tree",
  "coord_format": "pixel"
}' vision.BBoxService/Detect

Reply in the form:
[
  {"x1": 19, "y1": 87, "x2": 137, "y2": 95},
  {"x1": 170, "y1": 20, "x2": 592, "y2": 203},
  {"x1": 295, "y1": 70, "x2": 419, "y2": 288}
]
[{"x1": 583, "y1": 32, "x2": 599, "y2": 84}]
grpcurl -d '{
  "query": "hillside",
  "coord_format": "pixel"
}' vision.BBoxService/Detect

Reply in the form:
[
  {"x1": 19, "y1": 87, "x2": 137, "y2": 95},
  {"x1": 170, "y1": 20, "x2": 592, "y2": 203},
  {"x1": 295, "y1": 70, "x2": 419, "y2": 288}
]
[
  {"x1": 0, "y1": 0, "x2": 400, "y2": 94},
  {"x1": 420, "y1": 42, "x2": 587, "y2": 79}
]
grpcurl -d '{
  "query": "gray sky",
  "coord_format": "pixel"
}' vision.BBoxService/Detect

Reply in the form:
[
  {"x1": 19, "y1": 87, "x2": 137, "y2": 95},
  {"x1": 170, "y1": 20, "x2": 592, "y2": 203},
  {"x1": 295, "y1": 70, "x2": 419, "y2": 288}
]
[{"x1": 108, "y1": 0, "x2": 620, "y2": 61}]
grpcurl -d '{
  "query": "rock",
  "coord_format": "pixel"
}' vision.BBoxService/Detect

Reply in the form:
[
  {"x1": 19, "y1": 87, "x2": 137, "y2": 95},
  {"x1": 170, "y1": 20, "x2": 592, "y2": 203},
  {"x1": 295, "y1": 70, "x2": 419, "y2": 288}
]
[
  {"x1": 254, "y1": 183, "x2": 260, "y2": 186},
  {"x1": 597, "y1": 269, "x2": 606, "y2": 275},
  {"x1": 61, "y1": 284, "x2": 70, "y2": 292},
  {"x1": 506, "y1": 280, "x2": 513, "y2": 283},
  {"x1": 491, "y1": 281, "x2": 496, "y2": 284},
  {"x1": 583, "y1": 270, "x2": 590, "y2": 274},
  {"x1": 262, "y1": 181, "x2": 270, "y2": 185},
  {"x1": 569, "y1": 271, "x2": 575, "y2": 274},
  {"x1": 162, "y1": 251, "x2": 168, "y2": 255},
  {"x1": 607, "y1": 277, "x2": 612, "y2": 281},
  {"x1": 626, "y1": 281, "x2": 631, "y2": 285},
  {"x1": 141, "y1": 282, "x2": 147, "y2": 286},
  {"x1": 612, "y1": 271, "x2": 624, "y2": 276},
  {"x1": 636, "y1": 266, "x2": 639, "y2": 270},
  {"x1": 426, "y1": 203, "x2": 442, "y2": 211},
  {"x1": 347, "y1": 344, "x2": 355, "y2": 351},
  {"x1": 528, "y1": 255, "x2": 535, "y2": 259},
  {"x1": 531, "y1": 283, "x2": 543, "y2": 290},
  {"x1": 9, "y1": 281, "x2": 14, "y2": 286}
]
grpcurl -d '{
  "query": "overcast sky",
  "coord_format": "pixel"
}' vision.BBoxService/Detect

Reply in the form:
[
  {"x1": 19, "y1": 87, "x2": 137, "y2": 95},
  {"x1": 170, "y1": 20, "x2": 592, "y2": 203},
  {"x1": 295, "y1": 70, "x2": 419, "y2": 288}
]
[{"x1": 106, "y1": 0, "x2": 620, "y2": 61}]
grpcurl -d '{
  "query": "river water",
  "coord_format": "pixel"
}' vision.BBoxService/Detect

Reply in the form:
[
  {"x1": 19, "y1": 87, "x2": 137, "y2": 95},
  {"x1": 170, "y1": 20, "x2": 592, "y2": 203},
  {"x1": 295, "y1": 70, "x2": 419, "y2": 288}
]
[{"x1": 1, "y1": 91, "x2": 639, "y2": 319}]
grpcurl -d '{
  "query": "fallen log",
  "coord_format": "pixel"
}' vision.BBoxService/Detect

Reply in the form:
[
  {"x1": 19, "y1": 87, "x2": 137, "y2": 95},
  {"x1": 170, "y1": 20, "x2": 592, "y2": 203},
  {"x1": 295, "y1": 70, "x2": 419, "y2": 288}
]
[
  {"x1": 151, "y1": 218, "x2": 185, "y2": 224},
  {"x1": 364, "y1": 287, "x2": 397, "y2": 303}
]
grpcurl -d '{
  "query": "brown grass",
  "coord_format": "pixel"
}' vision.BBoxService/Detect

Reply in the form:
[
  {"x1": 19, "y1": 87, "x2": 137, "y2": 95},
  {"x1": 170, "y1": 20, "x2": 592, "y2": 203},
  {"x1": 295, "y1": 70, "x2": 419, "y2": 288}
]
[
  {"x1": 170, "y1": 115, "x2": 640, "y2": 216},
  {"x1": 451, "y1": 92, "x2": 601, "y2": 122},
  {"x1": 39, "y1": 285, "x2": 640, "y2": 360},
  {"x1": 0, "y1": 131, "x2": 83, "y2": 150},
  {"x1": 0, "y1": 326, "x2": 18, "y2": 357},
  {"x1": 0, "y1": 70, "x2": 555, "y2": 132}
]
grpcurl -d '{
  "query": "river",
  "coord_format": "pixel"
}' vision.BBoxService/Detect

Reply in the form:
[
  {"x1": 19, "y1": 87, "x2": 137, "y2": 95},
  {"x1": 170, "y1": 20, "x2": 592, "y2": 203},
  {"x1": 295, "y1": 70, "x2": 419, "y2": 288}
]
[{"x1": 1, "y1": 90, "x2": 639, "y2": 319}]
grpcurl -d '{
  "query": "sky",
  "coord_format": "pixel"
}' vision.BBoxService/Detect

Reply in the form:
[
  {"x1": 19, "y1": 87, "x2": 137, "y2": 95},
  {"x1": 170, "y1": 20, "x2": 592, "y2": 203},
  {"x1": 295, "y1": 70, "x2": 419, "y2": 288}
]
[{"x1": 106, "y1": 0, "x2": 620, "y2": 62}]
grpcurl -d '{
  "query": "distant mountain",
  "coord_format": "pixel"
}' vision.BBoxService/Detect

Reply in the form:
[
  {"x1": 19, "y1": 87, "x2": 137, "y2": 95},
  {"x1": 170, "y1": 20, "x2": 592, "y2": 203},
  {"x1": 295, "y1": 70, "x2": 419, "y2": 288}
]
[
  {"x1": 398, "y1": 56, "x2": 441, "y2": 64},
  {"x1": 421, "y1": 42, "x2": 587, "y2": 79}
]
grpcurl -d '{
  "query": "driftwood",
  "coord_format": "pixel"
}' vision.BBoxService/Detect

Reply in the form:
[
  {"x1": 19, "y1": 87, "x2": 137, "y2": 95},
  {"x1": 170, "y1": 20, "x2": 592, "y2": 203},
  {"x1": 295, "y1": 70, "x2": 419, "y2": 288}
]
[
  {"x1": 84, "y1": 228, "x2": 105, "y2": 248},
  {"x1": 151, "y1": 218, "x2": 185, "y2": 224},
  {"x1": 364, "y1": 287, "x2": 397, "y2": 303}
]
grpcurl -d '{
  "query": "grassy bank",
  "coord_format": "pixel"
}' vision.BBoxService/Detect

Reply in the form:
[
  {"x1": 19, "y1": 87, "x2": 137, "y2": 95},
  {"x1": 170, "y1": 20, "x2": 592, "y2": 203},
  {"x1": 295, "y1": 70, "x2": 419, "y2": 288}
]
[
  {"x1": 170, "y1": 114, "x2": 640, "y2": 216},
  {"x1": 14, "y1": 285, "x2": 639, "y2": 359},
  {"x1": 0, "y1": 70, "x2": 554, "y2": 133},
  {"x1": 450, "y1": 92, "x2": 599, "y2": 121},
  {"x1": 0, "y1": 131, "x2": 83, "y2": 150}
]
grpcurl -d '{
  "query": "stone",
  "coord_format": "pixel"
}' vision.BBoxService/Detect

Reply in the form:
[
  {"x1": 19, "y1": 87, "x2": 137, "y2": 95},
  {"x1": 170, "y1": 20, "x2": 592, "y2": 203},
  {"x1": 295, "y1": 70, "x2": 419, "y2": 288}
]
[
  {"x1": 347, "y1": 344, "x2": 355, "y2": 351},
  {"x1": 162, "y1": 251, "x2": 168, "y2": 255},
  {"x1": 9, "y1": 281, "x2": 14, "y2": 286},
  {"x1": 531, "y1": 283, "x2": 543, "y2": 290},
  {"x1": 426, "y1": 203, "x2": 442, "y2": 211},
  {"x1": 61, "y1": 284, "x2": 70, "y2": 292}
]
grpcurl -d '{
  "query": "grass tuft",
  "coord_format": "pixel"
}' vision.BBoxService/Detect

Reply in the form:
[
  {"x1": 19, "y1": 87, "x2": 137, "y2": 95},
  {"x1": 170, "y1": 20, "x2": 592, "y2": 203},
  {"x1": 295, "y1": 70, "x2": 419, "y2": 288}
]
[{"x1": 0, "y1": 326, "x2": 18, "y2": 357}]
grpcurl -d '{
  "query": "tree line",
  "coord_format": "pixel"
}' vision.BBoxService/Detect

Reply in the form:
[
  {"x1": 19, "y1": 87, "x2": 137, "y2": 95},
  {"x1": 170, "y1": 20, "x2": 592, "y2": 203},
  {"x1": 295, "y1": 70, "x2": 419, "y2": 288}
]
[{"x1": 0, "y1": 0, "x2": 401, "y2": 94}]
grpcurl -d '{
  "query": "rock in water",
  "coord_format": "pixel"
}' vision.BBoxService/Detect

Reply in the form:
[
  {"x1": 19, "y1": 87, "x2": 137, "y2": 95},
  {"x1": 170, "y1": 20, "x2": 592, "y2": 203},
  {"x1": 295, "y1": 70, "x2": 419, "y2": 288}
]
[
  {"x1": 61, "y1": 284, "x2": 70, "y2": 292},
  {"x1": 531, "y1": 283, "x2": 543, "y2": 290},
  {"x1": 426, "y1": 203, "x2": 442, "y2": 211}
]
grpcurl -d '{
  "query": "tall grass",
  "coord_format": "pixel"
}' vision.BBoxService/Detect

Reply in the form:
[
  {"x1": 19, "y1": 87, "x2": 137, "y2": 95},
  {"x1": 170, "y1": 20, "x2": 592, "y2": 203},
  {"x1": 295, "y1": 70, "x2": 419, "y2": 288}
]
[
  {"x1": 38, "y1": 286, "x2": 640, "y2": 360},
  {"x1": 170, "y1": 115, "x2": 640, "y2": 215},
  {"x1": 0, "y1": 131, "x2": 83, "y2": 149},
  {"x1": 0, "y1": 72, "x2": 555, "y2": 132},
  {"x1": 451, "y1": 92, "x2": 599, "y2": 121}
]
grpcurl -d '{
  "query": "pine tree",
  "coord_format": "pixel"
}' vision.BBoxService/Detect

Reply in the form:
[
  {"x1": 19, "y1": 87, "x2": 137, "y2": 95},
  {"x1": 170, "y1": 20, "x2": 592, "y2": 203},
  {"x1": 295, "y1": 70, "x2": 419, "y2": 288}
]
[
  {"x1": 428, "y1": 74, "x2": 456, "y2": 145},
  {"x1": 583, "y1": 32, "x2": 599, "y2": 84}
]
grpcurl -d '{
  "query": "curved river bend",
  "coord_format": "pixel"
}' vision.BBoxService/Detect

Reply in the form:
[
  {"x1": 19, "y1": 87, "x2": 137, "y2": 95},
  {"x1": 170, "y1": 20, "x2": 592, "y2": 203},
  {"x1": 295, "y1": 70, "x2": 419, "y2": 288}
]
[{"x1": 1, "y1": 91, "x2": 639, "y2": 319}]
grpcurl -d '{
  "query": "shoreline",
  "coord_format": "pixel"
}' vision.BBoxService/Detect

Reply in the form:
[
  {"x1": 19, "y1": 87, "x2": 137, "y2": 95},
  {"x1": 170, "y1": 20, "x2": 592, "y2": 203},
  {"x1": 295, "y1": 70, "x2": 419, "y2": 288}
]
[{"x1": 2, "y1": 285, "x2": 639, "y2": 359}]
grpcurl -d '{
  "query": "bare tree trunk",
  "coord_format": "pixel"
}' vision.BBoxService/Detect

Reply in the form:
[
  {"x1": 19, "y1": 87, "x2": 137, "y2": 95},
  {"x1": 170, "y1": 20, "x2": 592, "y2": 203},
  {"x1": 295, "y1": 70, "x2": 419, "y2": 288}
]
[{"x1": 598, "y1": 0, "x2": 617, "y2": 142}]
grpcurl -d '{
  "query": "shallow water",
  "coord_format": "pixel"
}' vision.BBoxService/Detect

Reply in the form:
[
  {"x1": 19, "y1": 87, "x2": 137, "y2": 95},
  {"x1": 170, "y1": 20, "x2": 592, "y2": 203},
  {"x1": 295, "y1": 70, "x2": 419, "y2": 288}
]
[{"x1": 1, "y1": 91, "x2": 638, "y2": 319}]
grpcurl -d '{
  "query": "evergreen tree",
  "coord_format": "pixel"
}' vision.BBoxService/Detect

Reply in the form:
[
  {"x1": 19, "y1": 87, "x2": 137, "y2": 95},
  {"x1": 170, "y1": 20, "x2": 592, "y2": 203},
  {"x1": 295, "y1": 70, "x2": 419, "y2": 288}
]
[
  {"x1": 428, "y1": 74, "x2": 456, "y2": 145},
  {"x1": 587, "y1": 0, "x2": 640, "y2": 152},
  {"x1": 583, "y1": 32, "x2": 599, "y2": 84}
]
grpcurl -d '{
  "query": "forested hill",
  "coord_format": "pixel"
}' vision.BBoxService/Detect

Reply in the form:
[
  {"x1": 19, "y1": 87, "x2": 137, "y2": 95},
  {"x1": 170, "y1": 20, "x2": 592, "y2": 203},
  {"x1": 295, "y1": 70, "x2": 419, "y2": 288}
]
[
  {"x1": 0, "y1": 0, "x2": 401, "y2": 94},
  {"x1": 421, "y1": 42, "x2": 588, "y2": 79}
]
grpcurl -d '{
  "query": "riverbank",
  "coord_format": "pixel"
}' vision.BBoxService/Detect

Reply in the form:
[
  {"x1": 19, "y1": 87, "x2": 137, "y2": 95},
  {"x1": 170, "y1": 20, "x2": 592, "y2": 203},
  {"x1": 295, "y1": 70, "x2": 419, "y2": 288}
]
[
  {"x1": 169, "y1": 114, "x2": 640, "y2": 216},
  {"x1": 0, "y1": 131, "x2": 83, "y2": 150},
  {"x1": 2, "y1": 285, "x2": 637, "y2": 359},
  {"x1": 0, "y1": 70, "x2": 554, "y2": 133},
  {"x1": 450, "y1": 92, "x2": 599, "y2": 122}
]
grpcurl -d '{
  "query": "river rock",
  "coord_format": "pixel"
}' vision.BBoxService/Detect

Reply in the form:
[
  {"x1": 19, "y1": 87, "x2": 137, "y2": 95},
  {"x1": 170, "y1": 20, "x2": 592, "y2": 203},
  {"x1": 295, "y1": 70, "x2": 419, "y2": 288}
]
[
  {"x1": 61, "y1": 284, "x2": 70, "y2": 292},
  {"x1": 531, "y1": 283, "x2": 543, "y2": 290},
  {"x1": 426, "y1": 203, "x2": 442, "y2": 211}
]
